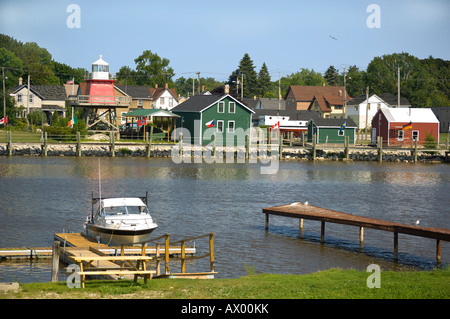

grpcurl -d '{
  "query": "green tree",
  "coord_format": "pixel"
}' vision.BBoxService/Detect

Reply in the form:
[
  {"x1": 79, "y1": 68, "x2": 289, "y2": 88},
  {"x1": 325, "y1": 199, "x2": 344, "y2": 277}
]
[
  {"x1": 324, "y1": 65, "x2": 340, "y2": 86},
  {"x1": 227, "y1": 53, "x2": 258, "y2": 98},
  {"x1": 346, "y1": 65, "x2": 366, "y2": 97},
  {"x1": 258, "y1": 62, "x2": 272, "y2": 97},
  {"x1": 133, "y1": 50, "x2": 175, "y2": 87}
]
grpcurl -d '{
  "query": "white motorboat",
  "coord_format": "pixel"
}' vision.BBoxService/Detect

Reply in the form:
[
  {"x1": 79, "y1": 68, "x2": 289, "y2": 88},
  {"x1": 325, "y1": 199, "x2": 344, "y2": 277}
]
[{"x1": 83, "y1": 193, "x2": 158, "y2": 246}]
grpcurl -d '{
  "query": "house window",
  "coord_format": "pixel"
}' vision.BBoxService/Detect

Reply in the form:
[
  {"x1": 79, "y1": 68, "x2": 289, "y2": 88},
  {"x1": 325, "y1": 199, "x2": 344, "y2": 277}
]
[
  {"x1": 17, "y1": 94, "x2": 22, "y2": 103},
  {"x1": 29, "y1": 94, "x2": 33, "y2": 103},
  {"x1": 217, "y1": 120, "x2": 224, "y2": 133},
  {"x1": 228, "y1": 121, "x2": 235, "y2": 133},
  {"x1": 229, "y1": 102, "x2": 235, "y2": 113},
  {"x1": 338, "y1": 129, "x2": 345, "y2": 136},
  {"x1": 218, "y1": 101, "x2": 225, "y2": 113},
  {"x1": 397, "y1": 130, "x2": 404, "y2": 141},
  {"x1": 169, "y1": 98, "x2": 173, "y2": 108},
  {"x1": 412, "y1": 130, "x2": 419, "y2": 141},
  {"x1": 160, "y1": 97, "x2": 165, "y2": 105},
  {"x1": 137, "y1": 99, "x2": 143, "y2": 107}
]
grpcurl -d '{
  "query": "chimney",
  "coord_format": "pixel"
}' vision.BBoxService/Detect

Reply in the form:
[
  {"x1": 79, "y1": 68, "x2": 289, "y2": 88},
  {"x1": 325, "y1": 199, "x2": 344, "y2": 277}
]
[
  {"x1": 224, "y1": 84, "x2": 230, "y2": 94},
  {"x1": 322, "y1": 82, "x2": 325, "y2": 87},
  {"x1": 19, "y1": 77, "x2": 23, "y2": 85},
  {"x1": 338, "y1": 90, "x2": 342, "y2": 97},
  {"x1": 165, "y1": 83, "x2": 168, "y2": 89},
  {"x1": 253, "y1": 95, "x2": 256, "y2": 100},
  {"x1": 155, "y1": 84, "x2": 158, "y2": 88},
  {"x1": 201, "y1": 85, "x2": 205, "y2": 92}
]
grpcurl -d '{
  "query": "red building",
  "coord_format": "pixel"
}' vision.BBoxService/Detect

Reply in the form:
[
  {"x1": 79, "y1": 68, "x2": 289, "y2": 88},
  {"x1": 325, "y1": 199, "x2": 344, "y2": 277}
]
[{"x1": 371, "y1": 107, "x2": 440, "y2": 146}]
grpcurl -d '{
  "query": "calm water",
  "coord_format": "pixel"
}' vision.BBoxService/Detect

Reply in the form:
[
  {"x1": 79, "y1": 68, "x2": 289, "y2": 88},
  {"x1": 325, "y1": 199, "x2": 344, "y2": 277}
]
[{"x1": 0, "y1": 156, "x2": 449, "y2": 283}]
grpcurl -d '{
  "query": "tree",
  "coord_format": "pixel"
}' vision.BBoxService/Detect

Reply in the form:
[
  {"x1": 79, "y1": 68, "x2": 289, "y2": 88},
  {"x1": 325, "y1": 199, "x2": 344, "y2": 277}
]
[
  {"x1": 257, "y1": 62, "x2": 272, "y2": 97},
  {"x1": 115, "y1": 66, "x2": 137, "y2": 86},
  {"x1": 346, "y1": 65, "x2": 366, "y2": 97},
  {"x1": 324, "y1": 65, "x2": 340, "y2": 86},
  {"x1": 133, "y1": 50, "x2": 175, "y2": 87},
  {"x1": 227, "y1": 53, "x2": 258, "y2": 99}
]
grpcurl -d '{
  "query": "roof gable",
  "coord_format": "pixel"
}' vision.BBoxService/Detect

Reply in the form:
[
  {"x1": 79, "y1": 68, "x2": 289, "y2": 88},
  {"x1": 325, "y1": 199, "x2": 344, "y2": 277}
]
[
  {"x1": 286, "y1": 85, "x2": 350, "y2": 103},
  {"x1": 381, "y1": 107, "x2": 439, "y2": 123},
  {"x1": 172, "y1": 94, "x2": 255, "y2": 114},
  {"x1": 12, "y1": 85, "x2": 66, "y2": 100}
]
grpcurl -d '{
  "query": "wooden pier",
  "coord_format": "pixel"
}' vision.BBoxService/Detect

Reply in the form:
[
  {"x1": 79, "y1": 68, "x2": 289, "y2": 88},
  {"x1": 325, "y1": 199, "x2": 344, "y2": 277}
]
[{"x1": 263, "y1": 202, "x2": 450, "y2": 262}]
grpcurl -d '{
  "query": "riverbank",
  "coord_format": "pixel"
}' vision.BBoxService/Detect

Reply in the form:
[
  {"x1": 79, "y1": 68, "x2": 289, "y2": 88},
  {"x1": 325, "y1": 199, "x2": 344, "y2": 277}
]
[
  {"x1": 1, "y1": 268, "x2": 449, "y2": 299},
  {"x1": 0, "y1": 143, "x2": 448, "y2": 163}
]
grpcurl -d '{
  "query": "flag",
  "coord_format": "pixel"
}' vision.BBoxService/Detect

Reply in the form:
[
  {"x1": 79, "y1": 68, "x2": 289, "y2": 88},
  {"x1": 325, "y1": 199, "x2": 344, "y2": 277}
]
[
  {"x1": 137, "y1": 118, "x2": 146, "y2": 127},
  {"x1": 66, "y1": 79, "x2": 74, "y2": 85},
  {"x1": 68, "y1": 116, "x2": 77, "y2": 126},
  {"x1": 0, "y1": 116, "x2": 7, "y2": 125},
  {"x1": 402, "y1": 121, "x2": 412, "y2": 130},
  {"x1": 205, "y1": 119, "x2": 215, "y2": 127},
  {"x1": 271, "y1": 121, "x2": 280, "y2": 129},
  {"x1": 339, "y1": 121, "x2": 346, "y2": 133}
]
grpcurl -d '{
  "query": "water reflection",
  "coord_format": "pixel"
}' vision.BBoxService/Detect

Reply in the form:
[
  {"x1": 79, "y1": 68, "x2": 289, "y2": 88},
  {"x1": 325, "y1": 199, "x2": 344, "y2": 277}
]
[{"x1": 0, "y1": 157, "x2": 448, "y2": 282}]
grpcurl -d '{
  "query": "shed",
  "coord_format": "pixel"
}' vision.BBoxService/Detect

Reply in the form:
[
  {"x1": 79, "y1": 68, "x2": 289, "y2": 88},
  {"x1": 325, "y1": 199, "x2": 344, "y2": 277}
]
[
  {"x1": 307, "y1": 118, "x2": 357, "y2": 144},
  {"x1": 371, "y1": 108, "x2": 440, "y2": 146}
]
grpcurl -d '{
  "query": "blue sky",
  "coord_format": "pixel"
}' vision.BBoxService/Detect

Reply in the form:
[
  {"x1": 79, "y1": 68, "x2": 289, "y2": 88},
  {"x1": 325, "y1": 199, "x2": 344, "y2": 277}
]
[{"x1": 1, "y1": 0, "x2": 449, "y2": 81}]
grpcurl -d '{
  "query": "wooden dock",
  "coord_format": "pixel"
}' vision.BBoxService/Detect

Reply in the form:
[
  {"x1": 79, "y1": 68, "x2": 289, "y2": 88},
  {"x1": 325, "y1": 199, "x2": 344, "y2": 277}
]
[{"x1": 263, "y1": 202, "x2": 450, "y2": 261}]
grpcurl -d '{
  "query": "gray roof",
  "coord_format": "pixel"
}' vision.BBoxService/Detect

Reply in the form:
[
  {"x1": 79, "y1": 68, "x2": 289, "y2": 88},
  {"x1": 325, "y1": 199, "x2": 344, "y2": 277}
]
[
  {"x1": 311, "y1": 117, "x2": 357, "y2": 128},
  {"x1": 115, "y1": 85, "x2": 152, "y2": 99},
  {"x1": 252, "y1": 109, "x2": 320, "y2": 120},
  {"x1": 171, "y1": 94, "x2": 254, "y2": 113},
  {"x1": 11, "y1": 85, "x2": 66, "y2": 100},
  {"x1": 348, "y1": 93, "x2": 410, "y2": 107}
]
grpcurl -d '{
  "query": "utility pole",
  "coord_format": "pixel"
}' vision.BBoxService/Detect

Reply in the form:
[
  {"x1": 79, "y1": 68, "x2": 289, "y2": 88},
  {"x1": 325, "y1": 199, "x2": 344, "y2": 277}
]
[
  {"x1": 278, "y1": 71, "x2": 281, "y2": 110},
  {"x1": 27, "y1": 74, "x2": 30, "y2": 131},
  {"x1": 241, "y1": 73, "x2": 244, "y2": 100},
  {"x1": 192, "y1": 76, "x2": 195, "y2": 96},
  {"x1": 397, "y1": 66, "x2": 400, "y2": 108},
  {"x1": 343, "y1": 67, "x2": 347, "y2": 119}
]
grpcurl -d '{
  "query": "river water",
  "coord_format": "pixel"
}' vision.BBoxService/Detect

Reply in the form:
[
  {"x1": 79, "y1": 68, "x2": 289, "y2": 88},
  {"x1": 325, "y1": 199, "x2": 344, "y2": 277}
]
[{"x1": 0, "y1": 156, "x2": 449, "y2": 283}]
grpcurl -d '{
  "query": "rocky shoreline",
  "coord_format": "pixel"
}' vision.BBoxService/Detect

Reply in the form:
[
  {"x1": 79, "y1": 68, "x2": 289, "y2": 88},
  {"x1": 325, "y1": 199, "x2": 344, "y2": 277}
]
[{"x1": 0, "y1": 143, "x2": 448, "y2": 163}]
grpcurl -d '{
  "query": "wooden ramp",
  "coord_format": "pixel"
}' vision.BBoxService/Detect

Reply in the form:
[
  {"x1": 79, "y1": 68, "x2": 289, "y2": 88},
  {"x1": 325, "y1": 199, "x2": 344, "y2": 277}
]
[{"x1": 263, "y1": 202, "x2": 450, "y2": 261}]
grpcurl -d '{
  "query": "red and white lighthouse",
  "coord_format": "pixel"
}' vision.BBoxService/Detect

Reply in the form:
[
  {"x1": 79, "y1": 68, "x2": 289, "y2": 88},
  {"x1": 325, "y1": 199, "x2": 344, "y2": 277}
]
[{"x1": 86, "y1": 55, "x2": 116, "y2": 104}]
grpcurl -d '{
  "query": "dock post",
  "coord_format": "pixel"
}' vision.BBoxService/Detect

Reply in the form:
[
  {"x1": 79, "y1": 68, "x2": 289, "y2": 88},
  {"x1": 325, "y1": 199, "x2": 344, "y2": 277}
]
[
  {"x1": 213, "y1": 132, "x2": 216, "y2": 157},
  {"x1": 165, "y1": 234, "x2": 170, "y2": 274},
  {"x1": 42, "y1": 132, "x2": 48, "y2": 157},
  {"x1": 414, "y1": 138, "x2": 418, "y2": 163},
  {"x1": 345, "y1": 136, "x2": 349, "y2": 160},
  {"x1": 110, "y1": 132, "x2": 115, "y2": 157},
  {"x1": 265, "y1": 213, "x2": 269, "y2": 230},
  {"x1": 279, "y1": 133, "x2": 283, "y2": 160},
  {"x1": 378, "y1": 136, "x2": 383, "y2": 163},
  {"x1": 394, "y1": 232, "x2": 398, "y2": 259},
  {"x1": 312, "y1": 134, "x2": 317, "y2": 160},
  {"x1": 320, "y1": 221, "x2": 325, "y2": 243},
  {"x1": 76, "y1": 131, "x2": 81, "y2": 157},
  {"x1": 437, "y1": 239, "x2": 441, "y2": 263},
  {"x1": 7, "y1": 131, "x2": 12, "y2": 156},
  {"x1": 245, "y1": 134, "x2": 249, "y2": 160},
  {"x1": 209, "y1": 233, "x2": 215, "y2": 273},
  {"x1": 299, "y1": 218, "x2": 303, "y2": 231},
  {"x1": 179, "y1": 132, "x2": 183, "y2": 157},
  {"x1": 155, "y1": 243, "x2": 161, "y2": 276},
  {"x1": 181, "y1": 240, "x2": 186, "y2": 273},
  {"x1": 148, "y1": 126, "x2": 153, "y2": 157},
  {"x1": 51, "y1": 240, "x2": 60, "y2": 282},
  {"x1": 359, "y1": 227, "x2": 364, "y2": 246}
]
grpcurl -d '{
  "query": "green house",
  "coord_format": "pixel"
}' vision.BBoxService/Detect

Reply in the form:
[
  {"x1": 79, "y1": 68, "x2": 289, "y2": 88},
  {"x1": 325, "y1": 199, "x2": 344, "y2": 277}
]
[
  {"x1": 308, "y1": 118, "x2": 357, "y2": 144},
  {"x1": 171, "y1": 94, "x2": 255, "y2": 145}
]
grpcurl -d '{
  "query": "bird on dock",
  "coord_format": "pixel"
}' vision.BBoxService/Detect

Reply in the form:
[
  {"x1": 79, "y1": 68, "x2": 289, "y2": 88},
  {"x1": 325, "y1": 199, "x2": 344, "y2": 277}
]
[
  {"x1": 413, "y1": 219, "x2": 420, "y2": 226},
  {"x1": 304, "y1": 201, "x2": 309, "y2": 206}
]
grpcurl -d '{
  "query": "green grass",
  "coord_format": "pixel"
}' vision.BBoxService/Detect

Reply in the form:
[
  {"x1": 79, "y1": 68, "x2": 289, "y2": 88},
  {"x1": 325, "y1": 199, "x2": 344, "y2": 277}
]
[{"x1": 2, "y1": 268, "x2": 449, "y2": 299}]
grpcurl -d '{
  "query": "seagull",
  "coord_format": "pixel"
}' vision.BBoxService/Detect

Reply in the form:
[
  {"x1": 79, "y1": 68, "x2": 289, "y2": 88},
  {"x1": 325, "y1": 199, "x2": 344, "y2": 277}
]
[
  {"x1": 304, "y1": 201, "x2": 309, "y2": 206},
  {"x1": 415, "y1": 219, "x2": 420, "y2": 226},
  {"x1": 329, "y1": 35, "x2": 338, "y2": 41}
]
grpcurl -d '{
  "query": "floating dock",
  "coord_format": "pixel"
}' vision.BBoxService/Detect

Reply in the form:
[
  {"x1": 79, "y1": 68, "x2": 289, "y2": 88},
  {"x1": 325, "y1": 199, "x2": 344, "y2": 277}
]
[{"x1": 263, "y1": 202, "x2": 450, "y2": 262}]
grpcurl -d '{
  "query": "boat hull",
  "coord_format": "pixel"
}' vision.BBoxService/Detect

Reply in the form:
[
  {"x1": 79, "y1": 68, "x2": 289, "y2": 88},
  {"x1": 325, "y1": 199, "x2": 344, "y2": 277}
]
[{"x1": 84, "y1": 223, "x2": 157, "y2": 246}]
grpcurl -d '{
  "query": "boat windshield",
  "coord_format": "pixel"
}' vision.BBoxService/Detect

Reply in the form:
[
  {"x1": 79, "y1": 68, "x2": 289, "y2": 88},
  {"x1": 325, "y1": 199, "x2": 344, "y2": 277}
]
[{"x1": 102, "y1": 205, "x2": 149, "y2": 216}]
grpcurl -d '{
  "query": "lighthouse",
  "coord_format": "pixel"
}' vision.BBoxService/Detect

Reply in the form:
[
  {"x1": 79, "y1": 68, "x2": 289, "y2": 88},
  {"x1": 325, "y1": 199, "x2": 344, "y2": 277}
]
[
  {"x1": 68, "y1": 55, "x2": 131, "y2": 132},
  {"x1": 86, "y1": 55, "x2": 116, "y2": 103}
]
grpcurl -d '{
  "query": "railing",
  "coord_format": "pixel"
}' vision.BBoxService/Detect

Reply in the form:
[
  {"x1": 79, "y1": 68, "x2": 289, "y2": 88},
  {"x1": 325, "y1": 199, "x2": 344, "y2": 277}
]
[{"x1": 68, "y1": 95, "x2": 131, "y2": 107}]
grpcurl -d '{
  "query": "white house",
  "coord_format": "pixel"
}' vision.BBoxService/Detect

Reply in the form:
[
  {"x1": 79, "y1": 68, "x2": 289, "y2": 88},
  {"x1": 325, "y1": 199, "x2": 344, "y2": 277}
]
[
  {"x1": 150, "y1": 84, "x2": 179, "y2": 110},
  {"x1": 347, "y1": 93, "x2": 411, "y2": 129}
]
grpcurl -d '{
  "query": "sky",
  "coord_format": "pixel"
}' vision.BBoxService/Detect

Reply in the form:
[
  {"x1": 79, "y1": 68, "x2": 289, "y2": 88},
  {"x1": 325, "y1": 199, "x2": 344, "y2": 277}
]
[{"x1": 0, "y1": 0, "x2": 449, "y2": 82}]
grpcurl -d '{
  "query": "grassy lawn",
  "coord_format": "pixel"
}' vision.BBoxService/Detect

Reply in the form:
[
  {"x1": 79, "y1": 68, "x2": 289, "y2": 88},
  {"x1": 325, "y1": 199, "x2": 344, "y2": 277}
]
[{"x1": 2, "y1": 268, "x2": 449, "y2": 299}]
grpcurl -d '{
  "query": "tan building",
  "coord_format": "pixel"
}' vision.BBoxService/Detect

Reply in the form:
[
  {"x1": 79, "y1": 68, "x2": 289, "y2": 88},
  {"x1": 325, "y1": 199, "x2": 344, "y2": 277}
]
[{"x1": 285, "y1": 85, "x2": 350, "y2": 118}]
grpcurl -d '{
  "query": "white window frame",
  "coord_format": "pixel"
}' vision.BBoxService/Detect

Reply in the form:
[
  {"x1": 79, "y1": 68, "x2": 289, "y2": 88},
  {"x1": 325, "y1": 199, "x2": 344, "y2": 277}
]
[
  {"x1": 218, "y1": 101, "x2": 225, "y2": 113},
  {"x1": 216, "y1": 120, "x2": 224, "y2": 133},
  {"x1": 29, "y1": 94, "x2": 33, "y2": 103},
  {"x1": 17, "y1": 94, "x2": 22, "y2": 103},
  {"x1": 137, "y1": 99, "x2": 143, "y2": 107},
  {"x1": 412, "y1": 130, "x2": 419, "y2": 141},
  {"x1": 228, "y1": 120, "x2": 235, "y2": 133},
  {"x1": 229, "y1": 102, "x2": 235, "y2": 113},
  {"x1": 338, "y1": 129, "x2": 345, "y2": 136},
  {"x1": 160, "y1": 97, "x2": 165, "y2": 105},
  {"x1": 397, "y1": 130, "x2": 404, "y2": 141}
]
